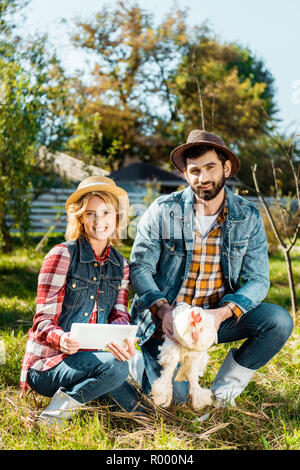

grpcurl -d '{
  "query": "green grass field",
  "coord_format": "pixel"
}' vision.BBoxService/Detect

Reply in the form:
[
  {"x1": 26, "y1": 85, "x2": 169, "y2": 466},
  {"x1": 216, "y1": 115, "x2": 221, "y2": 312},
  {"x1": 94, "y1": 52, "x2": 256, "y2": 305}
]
[{"x1": 0, "y1": 235, "x2": 299, "y2": 450}]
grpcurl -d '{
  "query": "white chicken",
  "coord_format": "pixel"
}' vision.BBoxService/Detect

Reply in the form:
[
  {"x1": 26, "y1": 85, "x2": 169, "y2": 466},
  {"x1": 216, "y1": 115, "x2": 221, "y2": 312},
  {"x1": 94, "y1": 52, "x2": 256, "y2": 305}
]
[{"x1": 151, "y1": 302, "x2": 217, "y2": 410}]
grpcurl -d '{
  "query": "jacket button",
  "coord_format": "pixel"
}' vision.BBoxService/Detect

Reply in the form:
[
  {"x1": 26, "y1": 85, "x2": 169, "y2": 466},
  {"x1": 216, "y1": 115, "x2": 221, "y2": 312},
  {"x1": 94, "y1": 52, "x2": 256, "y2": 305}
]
[
  {"x1": 93, "y1": 277, "x2": 97, "y2": 281},
  {"x1": 83, "y1": 312, "x2": 89, "y2": 317},
  {"x1": 170, "y1": 245, "x2": 175, "y2": 252},
  {"x1": 94, "y1": 263, "x2": 98, "y2": 267},
  {"x1": 72, "y1": 282, "x2": 76, "y2": 288},
  {"x1": 90, "y1": 295, "x2": 94, "y2": 300}
]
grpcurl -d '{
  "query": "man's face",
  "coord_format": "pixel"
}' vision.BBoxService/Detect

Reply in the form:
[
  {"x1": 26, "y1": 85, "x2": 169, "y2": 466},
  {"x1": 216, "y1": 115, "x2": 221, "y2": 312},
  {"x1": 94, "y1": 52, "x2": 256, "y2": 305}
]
[{"x1": 183, "y1": 149, "x2": 231, "y2": 201}]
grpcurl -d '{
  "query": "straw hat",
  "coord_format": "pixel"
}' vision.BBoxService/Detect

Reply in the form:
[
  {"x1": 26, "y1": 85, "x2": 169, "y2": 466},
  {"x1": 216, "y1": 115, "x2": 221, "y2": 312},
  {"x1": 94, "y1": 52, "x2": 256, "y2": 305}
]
[
  {"x1": 65, "y1": 175, "x2": 129, "y2": 212},
  {"x1": 170, "y1": 130, "x2": 240, "y2": 176}
]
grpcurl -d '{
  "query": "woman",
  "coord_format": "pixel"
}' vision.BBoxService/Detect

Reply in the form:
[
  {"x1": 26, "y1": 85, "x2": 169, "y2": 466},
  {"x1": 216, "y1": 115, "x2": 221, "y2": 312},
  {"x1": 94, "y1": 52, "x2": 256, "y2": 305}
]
[{"x1": 20, "y1": 175, "x2": 144, "y2": 423}]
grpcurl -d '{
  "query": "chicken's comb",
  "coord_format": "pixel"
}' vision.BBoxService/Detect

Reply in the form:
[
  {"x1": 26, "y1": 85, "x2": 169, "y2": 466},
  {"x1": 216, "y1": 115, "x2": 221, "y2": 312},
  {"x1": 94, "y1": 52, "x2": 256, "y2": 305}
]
[{"x1": 189, "y1": 310, "x2": 202, "y2": 328}]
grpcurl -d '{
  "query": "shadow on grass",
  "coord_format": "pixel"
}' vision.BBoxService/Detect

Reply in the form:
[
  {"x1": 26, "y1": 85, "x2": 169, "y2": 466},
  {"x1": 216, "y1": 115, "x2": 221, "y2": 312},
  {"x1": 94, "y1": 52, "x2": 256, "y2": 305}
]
[
  {"x1": 0, "y1": 266, "x2": 38, "y2": 300},
  {"x1": 0, "y1": 265, "x2": 38, "y2": 329},
  {"x1": 11, "y1": 233, "x2": 65, "y2": 253},
  {"x1": 0, "y1": 234, "x2": 66, "y2": 330}
]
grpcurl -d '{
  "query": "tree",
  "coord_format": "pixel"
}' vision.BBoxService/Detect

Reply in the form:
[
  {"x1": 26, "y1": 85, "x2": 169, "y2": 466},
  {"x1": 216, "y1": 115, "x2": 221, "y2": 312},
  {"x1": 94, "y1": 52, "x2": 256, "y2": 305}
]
[
  {"x1": 236, "y1": 131, "x2": 300, "y2": 197},
  {"x1": 168, "y1": 33, "x2": 276, "y2": 154},
  {"x1": 68, "y1": 1, "x2": 188, "y2": 169},
  {"x1": 69, "y1": 2, "x2": 279, "y2": 180},
  {"x1": 227, "y1": 44, "x2": 277, "y2": 117},
  {"x1": 0, "y1": 2, "x2": 71, "y2": 252},
  {"x1": 65, "y1": 87, "x2": 142, "y2": 171}
]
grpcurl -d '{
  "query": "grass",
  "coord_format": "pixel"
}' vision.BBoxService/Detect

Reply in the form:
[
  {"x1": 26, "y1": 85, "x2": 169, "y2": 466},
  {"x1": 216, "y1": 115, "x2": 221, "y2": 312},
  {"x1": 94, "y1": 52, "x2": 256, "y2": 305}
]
[{"x1": 0, "y1": 234, "x2": 299, "y2": 450}]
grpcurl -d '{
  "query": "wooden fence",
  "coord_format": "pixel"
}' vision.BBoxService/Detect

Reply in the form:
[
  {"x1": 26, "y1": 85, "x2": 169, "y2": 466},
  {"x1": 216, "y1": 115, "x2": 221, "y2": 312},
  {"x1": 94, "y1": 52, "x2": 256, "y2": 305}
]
[
  {"x1": 27, "y1": 188, "x2": 296, "y2": 234},
  {"x1": 29, "y1": 188, "x2": 147, "y2": 233}
]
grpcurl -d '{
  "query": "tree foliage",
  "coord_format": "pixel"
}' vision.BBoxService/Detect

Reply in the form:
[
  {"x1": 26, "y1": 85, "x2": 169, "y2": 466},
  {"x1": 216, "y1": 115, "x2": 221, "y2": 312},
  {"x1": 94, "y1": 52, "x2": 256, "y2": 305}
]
[
  {"x1": 170, "y1": 35, "x2": 275, "y2": 146},
  {"x1": 68, "y1": 1, "x2": 283, "y2": 184},
  {"x1": 0, "y1": 1, "x2": 70, "y2": 252},
  {"x1": 67, "y1": 2, "x2": 189, "y2": 169},
  {"x1": 0, "y1": 0, "x2": 298, "y2": 253}
]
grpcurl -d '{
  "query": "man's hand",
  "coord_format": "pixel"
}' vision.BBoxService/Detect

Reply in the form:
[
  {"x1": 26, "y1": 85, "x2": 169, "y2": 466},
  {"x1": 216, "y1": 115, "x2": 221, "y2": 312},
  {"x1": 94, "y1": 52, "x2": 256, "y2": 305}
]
[
  {"x1": 156, "y1": 303, "x2": 175, "y2": 341},
  {"x1": 207, "y1": 305, "x2": 233, "y2": 331}
]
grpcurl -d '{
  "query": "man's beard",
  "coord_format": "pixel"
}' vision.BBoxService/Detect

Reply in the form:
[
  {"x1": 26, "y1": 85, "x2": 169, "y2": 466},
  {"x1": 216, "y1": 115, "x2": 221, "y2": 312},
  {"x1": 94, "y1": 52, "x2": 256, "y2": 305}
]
[{"x1": 191, "y1": 172, "x2": 226, "y2": 201}]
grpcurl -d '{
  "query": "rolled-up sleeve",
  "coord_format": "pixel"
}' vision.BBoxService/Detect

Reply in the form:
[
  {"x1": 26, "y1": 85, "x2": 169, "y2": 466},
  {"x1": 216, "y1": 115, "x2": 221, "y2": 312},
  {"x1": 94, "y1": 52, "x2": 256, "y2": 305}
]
[
  {"x1": 220, "y1": 210, "x2": 270, "y2": 314},
  {"x1": 108, "y1": 258, "x2": 131, "y2": 325},
  {"x1": 32, "y1": 244, "x2": 70, "y2": 348},
  {"x1": 130, "y1": 201, "x2": 168, "y2": 311}
]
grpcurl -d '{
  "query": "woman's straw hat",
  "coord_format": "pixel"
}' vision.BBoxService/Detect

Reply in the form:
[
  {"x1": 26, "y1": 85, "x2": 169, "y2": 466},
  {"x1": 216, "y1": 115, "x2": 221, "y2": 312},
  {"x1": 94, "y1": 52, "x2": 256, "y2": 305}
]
[{"x1": 65, "y1": 175, "x2": 129, "y2": 212}]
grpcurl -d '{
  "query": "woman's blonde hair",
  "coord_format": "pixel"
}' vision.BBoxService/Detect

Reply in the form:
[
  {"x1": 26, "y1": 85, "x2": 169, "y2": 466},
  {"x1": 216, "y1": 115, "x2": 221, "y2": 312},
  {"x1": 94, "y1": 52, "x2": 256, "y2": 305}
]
[{"x1": 65, "y1": 191, "x2": 126, "y2": 245}]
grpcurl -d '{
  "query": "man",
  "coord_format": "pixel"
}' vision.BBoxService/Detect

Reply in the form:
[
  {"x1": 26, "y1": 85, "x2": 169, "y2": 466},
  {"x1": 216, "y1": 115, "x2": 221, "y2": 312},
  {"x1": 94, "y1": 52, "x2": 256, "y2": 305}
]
[{"x1": 129, "y1": 130, "x2": 293, "y2": 407}]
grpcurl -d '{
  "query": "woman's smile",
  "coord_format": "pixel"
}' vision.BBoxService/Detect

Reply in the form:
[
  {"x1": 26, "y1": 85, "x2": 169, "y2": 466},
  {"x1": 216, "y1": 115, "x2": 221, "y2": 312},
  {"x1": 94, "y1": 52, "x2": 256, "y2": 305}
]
[{"x1": 81, "y1": 195, "x2": 117, "y2": 251}]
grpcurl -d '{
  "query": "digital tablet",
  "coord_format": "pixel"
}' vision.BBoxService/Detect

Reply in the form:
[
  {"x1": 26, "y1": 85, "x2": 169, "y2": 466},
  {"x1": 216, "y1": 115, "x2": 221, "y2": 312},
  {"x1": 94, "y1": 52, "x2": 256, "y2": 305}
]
[{"x1": 70, "y1": 323, "x2": 138, "y2": 350}]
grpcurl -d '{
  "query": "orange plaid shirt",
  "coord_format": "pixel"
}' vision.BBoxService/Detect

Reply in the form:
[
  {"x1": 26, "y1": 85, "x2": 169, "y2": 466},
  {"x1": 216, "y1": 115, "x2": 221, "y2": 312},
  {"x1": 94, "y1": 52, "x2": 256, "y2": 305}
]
[{"x1": 152, "y1": 199, "x2": 242, "y2": 339}]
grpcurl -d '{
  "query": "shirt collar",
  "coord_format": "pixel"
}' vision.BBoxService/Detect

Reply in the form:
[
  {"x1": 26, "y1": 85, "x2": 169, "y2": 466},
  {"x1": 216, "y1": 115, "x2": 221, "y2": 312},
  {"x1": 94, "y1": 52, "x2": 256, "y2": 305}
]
[
  {"x1": 79, "y1": 236, "x2": 121, "y2": 266},
  {"x1": 93, "y1": 244, "x2": 111, "y2": 264},
  {"x1": 193, "y1": 192, "x2": 228, "y2": 225}
]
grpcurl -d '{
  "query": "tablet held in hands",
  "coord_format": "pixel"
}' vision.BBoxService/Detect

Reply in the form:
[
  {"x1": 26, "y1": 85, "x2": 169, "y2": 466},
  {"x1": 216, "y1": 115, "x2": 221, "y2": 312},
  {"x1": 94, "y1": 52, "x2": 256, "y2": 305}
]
[{"x1": 70, "y1": 323, "x2": 138, "y2": 350}]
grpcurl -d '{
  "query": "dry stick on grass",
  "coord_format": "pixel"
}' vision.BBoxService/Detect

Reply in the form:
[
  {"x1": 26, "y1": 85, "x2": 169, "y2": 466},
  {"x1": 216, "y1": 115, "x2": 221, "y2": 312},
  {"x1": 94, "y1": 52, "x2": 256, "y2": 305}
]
[
  {"x1": 34, "y1": 214, "x2": 65, "y2": 253},
  {"x1": 104, "y1": 389, "x2": 231, "y2": 443}
]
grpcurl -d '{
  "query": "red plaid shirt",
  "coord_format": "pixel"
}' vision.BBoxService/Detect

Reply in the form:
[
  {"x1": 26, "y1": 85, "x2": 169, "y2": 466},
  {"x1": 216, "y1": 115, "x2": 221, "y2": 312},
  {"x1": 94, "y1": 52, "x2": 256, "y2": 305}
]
[{"x1": 20, "y1": 243, "x2": 130, "y2": 395}]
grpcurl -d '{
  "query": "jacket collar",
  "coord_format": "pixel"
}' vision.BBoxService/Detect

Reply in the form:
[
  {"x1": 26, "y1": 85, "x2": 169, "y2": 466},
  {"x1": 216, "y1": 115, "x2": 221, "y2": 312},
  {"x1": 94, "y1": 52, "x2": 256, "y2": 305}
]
[
  {"x1": 170, "y1": 186, "x2": 194, "y2": 219},
  {"x1": 79, "y1": 236, "x2": 121, "y2": 266},
  {"x1": 170, "y1": 185, "x2": 247, "y2": 222},
  {"x1": 224, "y1": 186, "x2": 247, "y2": 222}
]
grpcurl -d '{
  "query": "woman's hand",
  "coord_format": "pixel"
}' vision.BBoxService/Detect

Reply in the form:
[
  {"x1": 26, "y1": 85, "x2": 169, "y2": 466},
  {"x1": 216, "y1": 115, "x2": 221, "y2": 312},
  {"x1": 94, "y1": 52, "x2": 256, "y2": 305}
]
[
  {"x1": 60, "y1": 332, "x2": 81, "y2": 355},
  {"x1": 106, "y1": 337, "x2": 137, "y2": 361}
]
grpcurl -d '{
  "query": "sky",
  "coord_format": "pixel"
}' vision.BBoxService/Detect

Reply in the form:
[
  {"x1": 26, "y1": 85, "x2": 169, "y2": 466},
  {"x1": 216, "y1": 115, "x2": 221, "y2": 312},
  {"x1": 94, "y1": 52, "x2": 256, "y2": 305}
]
[{"x1": 16, "y1": 0, "x2": 300, "y2": 135}]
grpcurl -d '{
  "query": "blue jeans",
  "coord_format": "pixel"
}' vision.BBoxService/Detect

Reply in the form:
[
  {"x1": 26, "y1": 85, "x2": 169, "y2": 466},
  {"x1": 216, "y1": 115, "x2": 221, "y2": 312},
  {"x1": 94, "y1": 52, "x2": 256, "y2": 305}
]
[
  {"x1": 27, "y1": 351, "x2": 143, "y2": 412},
  {"x1": 141, "y1": 302, "x2": 293, "y2": 399}
]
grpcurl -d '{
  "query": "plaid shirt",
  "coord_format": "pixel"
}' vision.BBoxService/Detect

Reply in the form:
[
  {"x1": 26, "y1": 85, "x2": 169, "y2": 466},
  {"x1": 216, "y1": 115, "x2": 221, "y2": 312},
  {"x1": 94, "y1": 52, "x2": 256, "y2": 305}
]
[
  {"x1": 153, "y1": 200, "x2": 242, "y2": 339},
  {"x1": 177, "y1": 203, "x2": 228, "y2": 306},
  {"x1": 20, "y1": 243, "x2": 130, "y2": 395}
]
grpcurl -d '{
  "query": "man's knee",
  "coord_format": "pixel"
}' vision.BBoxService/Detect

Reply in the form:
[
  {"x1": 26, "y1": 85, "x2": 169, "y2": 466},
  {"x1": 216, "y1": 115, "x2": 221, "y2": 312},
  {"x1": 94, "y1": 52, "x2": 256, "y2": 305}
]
[
  {"x1": 95, "y1": 357, "x2": 129, "y2": 385},
  {"x1": 112, "y1": 359, "x2": 130, "y2": 384},
  {"x1": 267, "y1": 304, "x2": 293, "y2": 342}
]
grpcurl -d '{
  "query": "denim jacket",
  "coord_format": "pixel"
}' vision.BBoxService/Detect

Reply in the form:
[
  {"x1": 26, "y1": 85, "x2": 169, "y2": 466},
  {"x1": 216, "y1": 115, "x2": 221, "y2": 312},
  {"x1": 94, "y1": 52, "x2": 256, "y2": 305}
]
[
  {"x1": 129, "y1": 186, "x2": 270, "y2": 345},
  {"x1": 58, "y1": 237, "x2": 124, "y2": 332}
]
